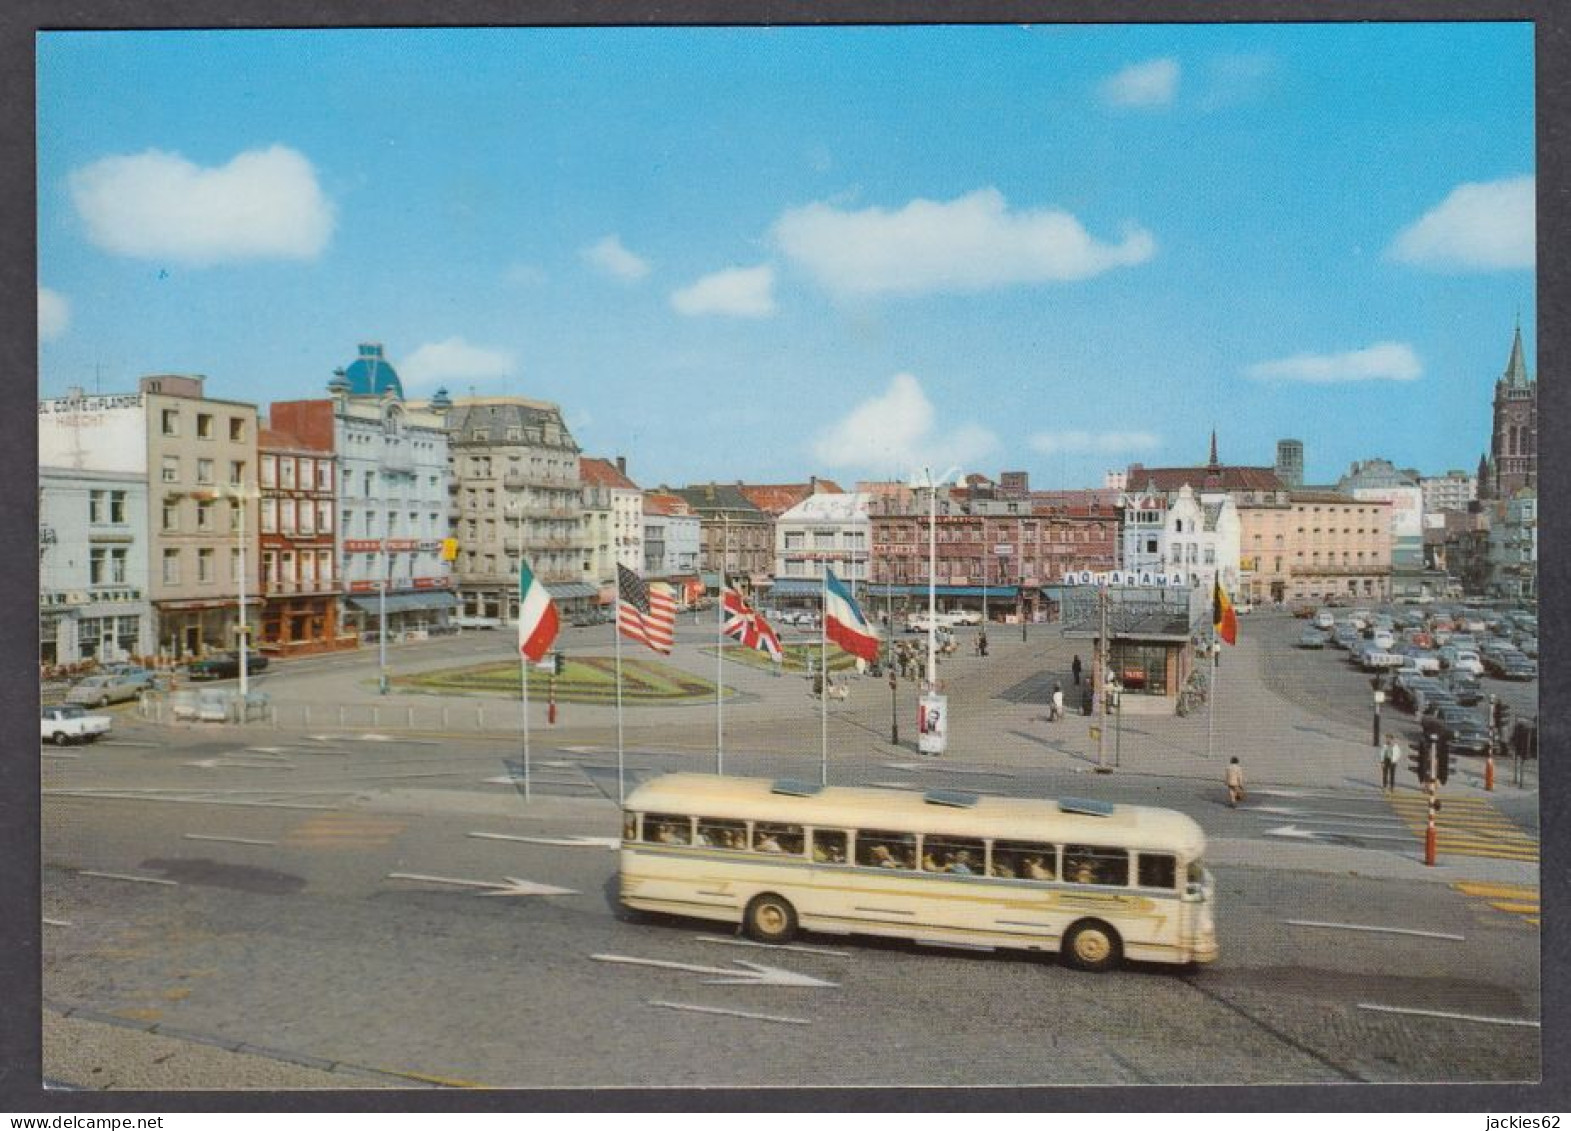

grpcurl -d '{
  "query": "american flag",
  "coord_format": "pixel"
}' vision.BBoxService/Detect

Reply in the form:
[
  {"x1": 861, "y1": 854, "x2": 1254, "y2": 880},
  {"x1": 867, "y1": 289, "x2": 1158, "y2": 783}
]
[
  {"x1": 722, "y1": 583, "x2": 783, "y2": 662},
  {"x1": 617, "y1": 564, "x2": 676, "y2": 654}
]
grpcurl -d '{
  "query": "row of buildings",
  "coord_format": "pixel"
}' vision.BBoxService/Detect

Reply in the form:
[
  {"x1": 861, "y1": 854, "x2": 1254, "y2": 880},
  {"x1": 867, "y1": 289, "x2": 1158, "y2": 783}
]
[{"x1": 39, "y1": 329, "x2": 1537, "y2": 670}]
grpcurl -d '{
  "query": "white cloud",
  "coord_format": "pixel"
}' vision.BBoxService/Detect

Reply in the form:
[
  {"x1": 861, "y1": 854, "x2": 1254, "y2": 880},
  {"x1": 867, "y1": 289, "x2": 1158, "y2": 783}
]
[
  {"x1": 68, "y1": 145, "x2": 333, "y2": 266},
  {"x1": 401, "y1": 337, "x2": 516, "y2": 389},
  {"x1": 582, "y1": 235, "x2": 651, "y2": 281},
  {"x1": 38, "y1": 287, "x2": 69, "y2": 342},
  {"x1": 1100, "y1": 58, "x2": 1180, "y2": 107},
  {"x1": 1243, "y1": 342, "x2": 1422, "y2": 384},
  {"x1": 812, "y1": 373, "x2": 996, "y2": 473},
  {"x1": 774, "y1": 188, "x2": 1155, "y2": 298},
  {"x1": 1387, "y1": 176, "x2": 1535, "y2": 271},
  {"x1": 1029, "y1": 430, "x2": 1161, "y2": 456},
  {"x1": 670, "y1": 264, "x2": 776, "y2": 317}
]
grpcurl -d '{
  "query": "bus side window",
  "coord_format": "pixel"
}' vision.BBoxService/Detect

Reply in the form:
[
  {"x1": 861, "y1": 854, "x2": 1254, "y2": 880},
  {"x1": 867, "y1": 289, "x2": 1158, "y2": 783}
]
[
  {"x1": 856, "y1": 830, "x2": 915, "y2": 870},
  {"x1": 1064, "y1": 845, "x2": 1129, "y2": 886},
  {"x1": 991, "y1": 840, "x2": 1056, "y2": 881},
  {"x1": 697, "y1": 817, "x2": 748, "y2": 850},
  {"x1": 623, "y1": 812, "x2": 638, "y2": 841},
  {"x1": 753, "y1": 823, "x2": 804, "y2": 855},
  {"x1": 645, "y1": 813, "x2": 692, "y2": 846},
  {"x1": 811, "y1": 829, "x2": 848, "y2": 864},
  {"x1": 921, "y1": 835, "x2": 984, "y2": 874},
  {"x1": 1137, "y1": 852, "x2": 1177, "y2": 890}
]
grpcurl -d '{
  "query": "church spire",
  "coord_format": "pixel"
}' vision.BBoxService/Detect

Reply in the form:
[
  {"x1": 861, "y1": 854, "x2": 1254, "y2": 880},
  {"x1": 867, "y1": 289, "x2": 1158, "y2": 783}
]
[
  {"x1": 1207, "y1": 428, "x2": 1219, "y2": 470},
  {"x1": 1502, "y1": 320, "x2": 1529, "y2": 387}
]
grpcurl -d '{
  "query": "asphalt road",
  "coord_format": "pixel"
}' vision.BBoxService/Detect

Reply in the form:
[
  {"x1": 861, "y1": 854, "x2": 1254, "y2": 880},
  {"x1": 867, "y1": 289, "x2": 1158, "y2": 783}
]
[{"x1": 42, "y1": 713, "x2": 1540, "y2": 1089}]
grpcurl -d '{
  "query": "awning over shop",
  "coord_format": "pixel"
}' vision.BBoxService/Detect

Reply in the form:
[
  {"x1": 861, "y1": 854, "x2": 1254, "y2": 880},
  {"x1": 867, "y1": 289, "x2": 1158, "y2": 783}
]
[
  {"x1": 547, "y1": 583, "x2": 599, "y2": 601},
  {"x1": 346, "y1": 591, "x2": 459, "y2": 614},
  {"x1": 768, "y1": 579, "x2": 823, "y2": 596},
  {"x1": 865, "y1": 585, "x2": 1021, "y2": 599}
]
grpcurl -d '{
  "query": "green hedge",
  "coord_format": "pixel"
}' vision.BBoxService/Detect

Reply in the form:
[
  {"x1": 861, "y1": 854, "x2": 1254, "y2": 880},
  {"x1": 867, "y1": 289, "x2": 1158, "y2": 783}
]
[{"x1": 393, "y1": 655, "x2": 731, "y2": 703}]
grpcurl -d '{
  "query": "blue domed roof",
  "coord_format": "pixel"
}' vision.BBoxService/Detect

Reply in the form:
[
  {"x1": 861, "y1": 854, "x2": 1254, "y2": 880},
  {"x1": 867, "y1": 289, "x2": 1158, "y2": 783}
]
[{"x1": 339, "y1": 342, "x2": 403, "y2": 398}]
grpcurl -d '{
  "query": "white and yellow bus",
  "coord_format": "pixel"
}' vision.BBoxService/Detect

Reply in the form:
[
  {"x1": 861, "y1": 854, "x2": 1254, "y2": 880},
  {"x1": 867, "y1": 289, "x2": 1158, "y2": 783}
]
[{"x1": 619, "y1": 774, "x2": 1217, "y2": 971}]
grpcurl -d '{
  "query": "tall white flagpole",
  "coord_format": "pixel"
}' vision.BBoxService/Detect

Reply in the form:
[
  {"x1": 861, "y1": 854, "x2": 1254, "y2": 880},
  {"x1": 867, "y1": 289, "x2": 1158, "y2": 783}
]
[
  {"x1": 520, "y1": 641, "x2": 532, "y2": 803},
  {"x1": 821, "y1": 564, "x2": 829, "y2": 787},
  {"x1": 717, "y1": 571, "x2": 725, "y2": 777},
  {"x1": 614, "y1": 592, "x2": 625, "y2": 805},
  {"x1": 1207, "y1": 640, "x2": 1218, "y2": 761}
]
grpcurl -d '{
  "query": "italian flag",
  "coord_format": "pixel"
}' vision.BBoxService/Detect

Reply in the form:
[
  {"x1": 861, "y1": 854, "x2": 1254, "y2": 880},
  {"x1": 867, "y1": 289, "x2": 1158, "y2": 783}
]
[{"x1": 518, "y1": 561, "x2": 560, "y2": 663}]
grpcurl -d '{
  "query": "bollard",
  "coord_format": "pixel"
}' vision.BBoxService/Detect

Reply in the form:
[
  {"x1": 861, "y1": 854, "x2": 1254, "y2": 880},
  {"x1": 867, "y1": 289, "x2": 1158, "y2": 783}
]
[
  {"x1": 1424, "y1": 795, "x2": 1438, "y2": 866},
  {"x1": 1485, "y1": 751, "x2": 1495, "y2": 792}
]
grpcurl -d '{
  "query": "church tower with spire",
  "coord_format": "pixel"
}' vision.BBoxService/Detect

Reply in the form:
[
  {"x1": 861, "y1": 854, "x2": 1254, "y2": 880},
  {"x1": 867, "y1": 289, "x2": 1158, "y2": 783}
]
[{"x1": 1480, "y1": 321, "x2": 1536, "y2": 500}]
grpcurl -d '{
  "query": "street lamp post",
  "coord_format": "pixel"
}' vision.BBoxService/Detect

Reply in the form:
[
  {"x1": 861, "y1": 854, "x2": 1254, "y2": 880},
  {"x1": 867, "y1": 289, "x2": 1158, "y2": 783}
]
[
  {"x1": 910, "y1": 466, "x2": 960, "y2": 691},
  {"x1": 235, "y1": 486, "x2": 249, "y2": 702}
]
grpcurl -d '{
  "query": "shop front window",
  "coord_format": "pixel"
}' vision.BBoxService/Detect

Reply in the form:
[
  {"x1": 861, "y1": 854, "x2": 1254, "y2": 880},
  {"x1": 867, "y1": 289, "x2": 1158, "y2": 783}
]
[{"x1": 1110, "y1": 641, "x2": 1169, "y2": 696}]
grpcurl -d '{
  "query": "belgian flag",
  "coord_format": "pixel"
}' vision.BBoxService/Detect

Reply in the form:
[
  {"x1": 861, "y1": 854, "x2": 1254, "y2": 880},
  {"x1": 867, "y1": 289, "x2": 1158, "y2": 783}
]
[{"x1": 1213, "y1": 578, "x2": 1238, "y2": 646}]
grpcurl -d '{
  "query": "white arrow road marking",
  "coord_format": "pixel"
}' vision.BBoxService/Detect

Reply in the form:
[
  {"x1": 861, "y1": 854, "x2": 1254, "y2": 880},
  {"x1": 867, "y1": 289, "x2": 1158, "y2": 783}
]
[
  {"x1": 882, "y1": 762, "x2": 923, "y2": 771},
  {"x1": 183, "y1": 834, "x2": 278, "y2": 847},
  {"x1": 648, "y1": 1000, "x2": 811, "y2": 1026},
  {"x1": 99, "y1": 741, "x2": 161, "y2": 748},
  {"x1": 78, "y1": 870, "x2": 177, "y2": 887},
  {"x1": 1264, "y1": 825, "x2": 1324, "y2": 840},
  {"x1": 696, "y1": 936, "x2": 850, "y2": 958},
  {"x1": 1287, "y1": 920, "x2": 1463, "y2": 941},
  {"x1": 1357, "y1": 1003, "x2": 1538, "y2": 1028},
  {"x1": 467, "y1": 833, "x2": 620, "y2": 849},
  {"x1": 41, "y1": 752, "x2": 81, "y2": 760},
  {"x1": 244, "y1": 747, "x2": 292, "y2": 754},
  {"x1": 43, "y1": 918, "x2": 72, "y2": 928},
  {"x1": 185, "y1": 759, "x2": 296, "y2": 770},
  {"x1": 387, "y1": 872, "x2": 578, "y2": 897},
  {"x1": 866, "y1": 781, "x2": 921, "y2": 791},
  {"x1": 591, "y1": 953, "x2": 838, "y2": 988}
]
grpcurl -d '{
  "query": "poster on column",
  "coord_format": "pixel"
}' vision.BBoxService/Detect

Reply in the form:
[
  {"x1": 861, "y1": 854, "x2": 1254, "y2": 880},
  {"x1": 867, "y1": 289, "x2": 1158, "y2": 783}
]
[{"x1": 918, "y1": 692, "x2": 948, "y2": 756}]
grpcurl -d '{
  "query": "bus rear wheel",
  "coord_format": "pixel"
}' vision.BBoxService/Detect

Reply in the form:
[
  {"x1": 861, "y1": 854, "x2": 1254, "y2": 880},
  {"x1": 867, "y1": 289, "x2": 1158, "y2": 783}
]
[
  {"x1": 1063, "y1": 919, "x2": 1122, "y2": 972},
  {"x1": 744, "y1": 893, "x2": 798, "y2": 944}
]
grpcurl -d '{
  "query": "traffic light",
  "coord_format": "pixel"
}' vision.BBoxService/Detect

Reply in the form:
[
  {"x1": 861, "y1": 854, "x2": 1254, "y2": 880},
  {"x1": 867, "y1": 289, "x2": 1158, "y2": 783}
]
[
  {"x1": 1408, "y1": 743, "x2": 1423, "y2": 779},
  {"x1": 1491, "y1": 699, "x2": 1511, "y2": 734},
  {"x1": 1416, "y1": 741, "x2": 1436, "y2": 784},
  {"x1": 1436, "y1": 735, "x2": 1451, "y2": 786}
]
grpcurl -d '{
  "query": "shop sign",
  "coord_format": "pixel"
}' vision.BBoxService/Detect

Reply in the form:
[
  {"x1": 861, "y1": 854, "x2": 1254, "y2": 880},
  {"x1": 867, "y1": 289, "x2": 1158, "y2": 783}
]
[{"x1": 1060, "y1": 569, "x2": 1187, "y2": 587}]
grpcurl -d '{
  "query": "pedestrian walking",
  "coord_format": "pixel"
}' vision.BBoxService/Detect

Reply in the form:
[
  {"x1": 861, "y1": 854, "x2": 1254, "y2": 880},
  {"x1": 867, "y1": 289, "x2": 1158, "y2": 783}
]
[
  {"x1": 1050, "y1": 682, "x2": 1064, "y2": 723},
  {"x1": 1071, "y1": 654, "x2": 1082, "y2": 686},
  {"x1": 1225, "y1": 756, "x2": 1246, "y2": 808},
  {"x1": 1380, "y1": 734, "x2": 1401, "y2": 792}
]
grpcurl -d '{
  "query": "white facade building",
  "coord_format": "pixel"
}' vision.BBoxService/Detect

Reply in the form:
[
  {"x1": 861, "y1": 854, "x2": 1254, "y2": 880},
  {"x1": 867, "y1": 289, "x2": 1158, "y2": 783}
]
[
  {"x1": 1119, "y1": 485, "x2": 1240, "y2": 592},
  {"x1": 774, "y1": 492, "x2": 872, "y2": 582}
]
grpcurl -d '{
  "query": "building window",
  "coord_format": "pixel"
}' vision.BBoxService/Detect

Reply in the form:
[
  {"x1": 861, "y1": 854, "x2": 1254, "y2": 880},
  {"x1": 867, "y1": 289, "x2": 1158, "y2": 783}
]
[
  {"x1": 197, "y1": 548, "x2": 214, "y2": 583},
  {"x1": 229, "y1": 417, "x2": 246, "y2": 442},
  {"x1": 163, "y1": 549, "x2": 180, "y2": 585},
  {"x1": 261, "y1": 499, "x2": 278, "y2": 534},
  {"x1": 161, "y1": 409, "x2": 179, "y2": 436},
  {"x1": 196, "y1": 500, "x2": 214, "y2": 531},
  {"x1": 196, "y1": 459, "x2": 214, "y2": 485},
  {"x1": 162, "y1": 456, "x2": 180, "y2": 483},
  {"x1": 280, "y1": 459, "x2": 296, "y2": 490},
  {"x1": 88, "y1": 490, "x2": 106, "y2": 524},
  {"x1": 196, "y1": 413, "x2": 214, "y2": 440},
  {"x1": 162, "y1": 502, "x2": 179, "y2": 532},
  {"x1": 89, "y1": 548, "x2": 107, "y2": 585},
  {"x1": 230, "y1": 460, "x2": 246, "y2": 488},
  {"x1": 261, "y1": 455, "x2": 277, "y2": 488},
  {"x1": 318, "y1": 462, "x2": 333, "y2": 491},
  {"x1": 317, "y1": 501, "x2": 334, "y2": 533}
]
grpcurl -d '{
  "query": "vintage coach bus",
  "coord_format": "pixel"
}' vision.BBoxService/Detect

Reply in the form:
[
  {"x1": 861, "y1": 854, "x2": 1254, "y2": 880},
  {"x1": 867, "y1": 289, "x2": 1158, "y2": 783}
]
[{"x1": 619, "y1": 774, "x2": 1218, "y2": 971}]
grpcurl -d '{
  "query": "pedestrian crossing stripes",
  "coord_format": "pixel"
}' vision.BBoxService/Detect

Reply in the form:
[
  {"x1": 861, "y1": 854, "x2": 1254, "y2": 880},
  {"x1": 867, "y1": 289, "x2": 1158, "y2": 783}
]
[
  {"x1": 1384, "y1": 793, "x2": 1538, "y2": 862},
  {"x1": 282, "y1": 813, "x2": 407, "y2": 851},
  {"x1": 1451, "y1": 882, "x2": 1540, "y2": 929}
]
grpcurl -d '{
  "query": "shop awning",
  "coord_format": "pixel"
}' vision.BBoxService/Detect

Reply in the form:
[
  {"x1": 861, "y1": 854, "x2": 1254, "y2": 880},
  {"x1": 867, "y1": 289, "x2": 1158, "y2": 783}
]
[
  {"x1": 346, "y1": 591, "x2": 459, "y2": 614},
  {"x1": 547, "y1": 583, "x2": 599, "y2": 601},
  {"x1": 865, "y1": 585, "x2": 1020, "y2": 599},
  {"x1": 769, "y1": 579, "x2": 823, "y2": 596}
]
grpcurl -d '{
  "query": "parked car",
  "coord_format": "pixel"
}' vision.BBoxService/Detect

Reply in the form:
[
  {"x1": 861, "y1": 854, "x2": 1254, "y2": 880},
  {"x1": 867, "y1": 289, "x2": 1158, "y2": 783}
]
[
  {"x1": 1370, "y1": 629, "x2": 1396, "y2": 651},
  {"x1": 1444, "y1": 670, "x2": 1484, "y2": 706},
  {"x1": 1495, "y1": 654, "x2": 1537, "y2": 681},
  {"x1": 40, "y1": 704, "x2": 112, "y2": 746},
  {"x1": 66, "y1": 668, "x2": 156, "y2": 707},
  {"x1": 453, "y1": 615, "x2": 501, "y2": 630},
  {"x1": 1450, "y1": 650, "x2": 1484, "y2": 677},
  {"x1": 186, "y1": 652, "x2": 270, "y2": 681},
  {"x1": 1297, "y1": 627, "x2": 1327, "y2": 649},
  {"x1": 196, "y1": 687, "x2": 233, "y2": 722},
  {"x1": 1313, "y1": 610, "x2": 1336, "y2": 630},
  {"x1": 1420, "y1": 705, "x2": 1492, "y2": 756}
]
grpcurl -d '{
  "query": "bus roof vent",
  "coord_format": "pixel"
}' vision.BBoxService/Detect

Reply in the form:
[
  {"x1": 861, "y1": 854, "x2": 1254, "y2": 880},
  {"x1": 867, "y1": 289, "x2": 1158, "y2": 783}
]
[
  {"x1": 771, "y1": 778, "x2": 824, "y2": 798},
  {"x1": 1058, "y1": 797, "x2": 1115, "y2": 818},
  {"x1": 924, "y1": 789, "x2": 980, "y2": 808}
]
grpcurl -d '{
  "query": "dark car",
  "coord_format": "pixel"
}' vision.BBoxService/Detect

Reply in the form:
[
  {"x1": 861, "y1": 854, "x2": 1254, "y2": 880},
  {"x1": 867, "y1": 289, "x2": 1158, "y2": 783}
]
[
  {"x1": 187, "y1": 652, "x2": 270, "y2": 681},
  {"x1": 1496, "y1": 655, "x2": 1537, "y2": 681},
  {"x1": 1421, "y1": 705, "x2": 1492, "y2": 755},
  {"x1": 1444, "y1": 670, "x2": 1484, "y2": 706}
]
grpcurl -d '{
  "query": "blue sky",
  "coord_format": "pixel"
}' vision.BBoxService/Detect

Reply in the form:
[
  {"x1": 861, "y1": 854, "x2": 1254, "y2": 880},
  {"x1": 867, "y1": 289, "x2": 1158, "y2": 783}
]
[{"x1": 37, "y1": 24, "x2": 1535, "y2": 489}]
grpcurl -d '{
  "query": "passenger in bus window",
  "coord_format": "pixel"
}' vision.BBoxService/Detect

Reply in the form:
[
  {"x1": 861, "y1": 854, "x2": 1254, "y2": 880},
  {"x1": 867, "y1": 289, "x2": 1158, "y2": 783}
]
[
  {"x1": 922, "y1": 847, "x2": 946, "y2": 872},
  {"x1": 755, "y1": 830, "x2": 784, "y2": 853},
  {"x1": 1024, "y1": 854, "x2": 1054, "y2": 881},
  {"x1": 812, "y1": 831, "x2": 847, "y2": 864},
  {"x1": 990, "y1": 854, "x2": 1017, "y2": 878},
  {"x1": 948, "y1": 849, "x2": 976, "y2": 874},
  {"x1": 1069, "y1": 858, "x2": 1098, "y2": 884}
]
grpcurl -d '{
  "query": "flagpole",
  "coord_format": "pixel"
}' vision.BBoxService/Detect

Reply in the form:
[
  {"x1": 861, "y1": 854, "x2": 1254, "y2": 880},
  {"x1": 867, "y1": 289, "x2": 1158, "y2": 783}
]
[
  {"x1": 716, "y1": 570, "x2": 725, "y2": 777},
  {"x1": 614, "y1": 592, "x2": 625, "y2": 805},
  {"x1": 1207, "y1": 639, "x2": 1218, "y2": 761},
  {"x1": 821, "y1": 562, "x2": 829, "y2": 787},
  {"x1": 520, "y1": 644, "x2": 532, "y2": 803}
]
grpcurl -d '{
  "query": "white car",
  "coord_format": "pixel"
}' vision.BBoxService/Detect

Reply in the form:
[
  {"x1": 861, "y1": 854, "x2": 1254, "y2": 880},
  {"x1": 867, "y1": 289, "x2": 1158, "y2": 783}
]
[
  {"x1": 1313, "y1": 610, "x2": 1336, "y2": 630},
  {"x1": 1371, "y1": 629, "x2": 1396, "y2": 650},
  {"x1": 41, "y1": 704, "x2": 112, "y2": 746},
  {"x1": 1451, "y1": 650, "x2": 1484, "y2": 677}
]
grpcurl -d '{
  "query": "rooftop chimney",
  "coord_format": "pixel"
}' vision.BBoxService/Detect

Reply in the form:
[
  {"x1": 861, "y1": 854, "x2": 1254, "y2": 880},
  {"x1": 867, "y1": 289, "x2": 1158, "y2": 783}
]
[{"x1": 616, "y1": 456, "x2": 626, "y2": 476}]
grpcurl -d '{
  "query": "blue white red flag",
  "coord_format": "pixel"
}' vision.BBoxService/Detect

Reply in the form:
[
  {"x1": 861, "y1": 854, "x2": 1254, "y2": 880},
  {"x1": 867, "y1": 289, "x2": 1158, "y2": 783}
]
[{"x1": 823, "y1": 567, "x2": 880, "y2": 663}]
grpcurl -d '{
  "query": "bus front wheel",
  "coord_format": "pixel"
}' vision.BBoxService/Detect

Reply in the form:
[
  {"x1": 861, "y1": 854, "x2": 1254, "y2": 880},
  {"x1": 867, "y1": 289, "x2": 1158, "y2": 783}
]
[
  {"x1": 1063, "y1": 919, "x2": 1122, "y2": 972},
  {"x1": 744, "y1": 893, "x2": 798, "y2": 944}
]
